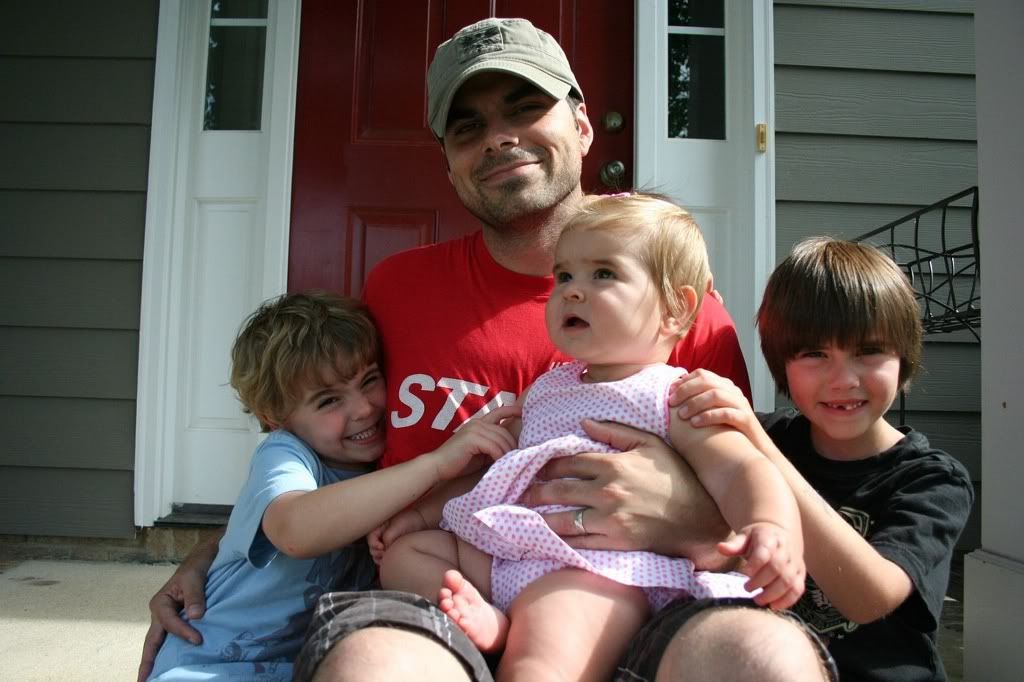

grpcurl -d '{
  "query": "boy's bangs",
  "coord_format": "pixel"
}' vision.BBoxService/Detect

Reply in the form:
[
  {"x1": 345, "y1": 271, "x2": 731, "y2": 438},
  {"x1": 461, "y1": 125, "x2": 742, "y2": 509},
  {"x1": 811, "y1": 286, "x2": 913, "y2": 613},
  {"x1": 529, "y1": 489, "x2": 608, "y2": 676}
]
[
  {"x1": 301, "y1": 339, "x2": 378, "y2": 392},
  {"x1": 774, "y1": 256, "x2": 920, "y2": 383}
]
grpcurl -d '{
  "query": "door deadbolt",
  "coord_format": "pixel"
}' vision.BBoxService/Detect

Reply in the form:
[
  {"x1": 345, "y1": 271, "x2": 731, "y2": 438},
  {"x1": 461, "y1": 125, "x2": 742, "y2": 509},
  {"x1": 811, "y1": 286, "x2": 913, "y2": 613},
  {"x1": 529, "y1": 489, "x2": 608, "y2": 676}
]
[{"x1": 600, "y1": 160, "x2": 626, "y2": 189}]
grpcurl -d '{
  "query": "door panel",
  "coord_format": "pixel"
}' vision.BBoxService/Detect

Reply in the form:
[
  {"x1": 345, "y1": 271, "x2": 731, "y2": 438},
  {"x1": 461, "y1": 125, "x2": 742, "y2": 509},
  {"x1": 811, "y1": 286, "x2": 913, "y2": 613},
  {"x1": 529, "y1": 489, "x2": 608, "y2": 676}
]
[{"x1": 288, "y1": 0, "x2": 633, "y2": 295}]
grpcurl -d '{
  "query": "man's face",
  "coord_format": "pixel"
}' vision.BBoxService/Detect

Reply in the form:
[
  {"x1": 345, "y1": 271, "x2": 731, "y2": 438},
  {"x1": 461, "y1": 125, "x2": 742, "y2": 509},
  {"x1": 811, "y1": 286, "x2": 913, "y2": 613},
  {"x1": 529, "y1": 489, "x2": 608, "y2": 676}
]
[{"x1": 441, "y1": 72, "x2": 594, "y2": 230}]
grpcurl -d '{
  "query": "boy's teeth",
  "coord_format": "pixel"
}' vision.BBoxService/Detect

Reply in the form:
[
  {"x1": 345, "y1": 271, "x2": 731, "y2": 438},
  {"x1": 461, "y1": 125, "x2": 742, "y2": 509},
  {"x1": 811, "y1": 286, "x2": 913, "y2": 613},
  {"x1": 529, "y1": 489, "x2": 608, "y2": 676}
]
[{"x1": 349, "y1": 425, "x2": 377, "y2": 440}]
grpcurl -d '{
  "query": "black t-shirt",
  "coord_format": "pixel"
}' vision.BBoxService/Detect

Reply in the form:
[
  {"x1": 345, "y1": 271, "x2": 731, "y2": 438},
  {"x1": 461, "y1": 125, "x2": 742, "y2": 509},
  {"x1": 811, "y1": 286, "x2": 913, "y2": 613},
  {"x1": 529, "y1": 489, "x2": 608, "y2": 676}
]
[{"x1": 761, "y1": 409, "x2": 974, "y2": 681}]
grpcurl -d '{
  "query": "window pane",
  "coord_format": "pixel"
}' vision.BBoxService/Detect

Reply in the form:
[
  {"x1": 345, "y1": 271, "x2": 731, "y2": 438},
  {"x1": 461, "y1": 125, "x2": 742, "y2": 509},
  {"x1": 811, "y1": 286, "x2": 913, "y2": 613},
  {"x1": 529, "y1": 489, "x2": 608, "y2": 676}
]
[
  {"x1": 668, "y1": 0, "x2": 724, "y2": 28},
  {"x1": 668, "y1": 34, "x2": 725, "y2": 139},
  {"x1": 204, "y1": 26, "x2": 266, "y2": 130},
  {"x1": 212, "y1": 0, "x2": 268, "y2": 20}
]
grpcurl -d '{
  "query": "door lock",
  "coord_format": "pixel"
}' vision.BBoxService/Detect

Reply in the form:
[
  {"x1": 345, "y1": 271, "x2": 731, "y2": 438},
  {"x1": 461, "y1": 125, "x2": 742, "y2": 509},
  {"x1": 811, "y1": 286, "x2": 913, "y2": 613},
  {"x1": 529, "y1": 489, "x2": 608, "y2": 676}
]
[{"x1": 600, "y1": 160, "x2": 627, "y2": 189}]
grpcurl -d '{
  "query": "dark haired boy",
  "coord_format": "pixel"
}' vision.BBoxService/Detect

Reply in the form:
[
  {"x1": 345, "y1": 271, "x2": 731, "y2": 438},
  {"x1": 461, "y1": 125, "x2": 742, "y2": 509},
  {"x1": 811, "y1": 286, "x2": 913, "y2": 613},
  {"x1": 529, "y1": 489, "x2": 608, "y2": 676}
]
[{"x1": 675, "y1": 237, "x2": 974, "y2": 680}]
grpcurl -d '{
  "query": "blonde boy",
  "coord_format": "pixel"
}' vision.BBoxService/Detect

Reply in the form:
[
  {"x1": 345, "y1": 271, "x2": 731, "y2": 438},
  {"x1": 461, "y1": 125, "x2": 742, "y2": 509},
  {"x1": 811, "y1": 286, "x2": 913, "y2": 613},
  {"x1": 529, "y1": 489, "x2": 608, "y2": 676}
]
[{"x1": 148, "y1": 291, "x2": 516, "y2": 681}]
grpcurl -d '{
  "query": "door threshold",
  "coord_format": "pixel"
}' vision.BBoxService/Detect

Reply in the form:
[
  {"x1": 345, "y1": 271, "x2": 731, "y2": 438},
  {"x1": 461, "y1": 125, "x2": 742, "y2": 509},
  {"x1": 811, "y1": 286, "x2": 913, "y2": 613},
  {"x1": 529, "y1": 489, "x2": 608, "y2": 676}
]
[{"x1": 155, "y1": 504, "x2": 232, "y2": 527}]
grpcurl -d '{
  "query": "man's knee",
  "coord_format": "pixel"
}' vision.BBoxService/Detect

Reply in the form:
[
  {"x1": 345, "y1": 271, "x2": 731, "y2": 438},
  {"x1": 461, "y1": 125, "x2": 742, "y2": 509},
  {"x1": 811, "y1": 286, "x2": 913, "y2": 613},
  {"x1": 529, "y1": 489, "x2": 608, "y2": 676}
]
[
  {"x1": 312, "y1": 627, "x2": 471, "y2": 682},
  {"x1": 656, "y1": 607, "x2": 829, "y2": 682}
]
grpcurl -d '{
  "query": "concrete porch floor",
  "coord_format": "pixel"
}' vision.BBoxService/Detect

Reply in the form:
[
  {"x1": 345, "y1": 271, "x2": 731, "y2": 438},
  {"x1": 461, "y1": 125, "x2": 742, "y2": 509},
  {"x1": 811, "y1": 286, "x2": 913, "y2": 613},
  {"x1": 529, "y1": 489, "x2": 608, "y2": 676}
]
[{"x1": 0, "y1": 549, "x2": 967, "y2": 681}]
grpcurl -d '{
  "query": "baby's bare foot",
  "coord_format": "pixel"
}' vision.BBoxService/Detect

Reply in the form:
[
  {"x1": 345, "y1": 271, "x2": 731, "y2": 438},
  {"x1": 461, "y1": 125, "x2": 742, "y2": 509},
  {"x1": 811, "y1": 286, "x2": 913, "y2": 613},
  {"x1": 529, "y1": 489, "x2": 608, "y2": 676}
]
[{"x1": 437, "y1": 569, "x2": 509, "y2": 653}]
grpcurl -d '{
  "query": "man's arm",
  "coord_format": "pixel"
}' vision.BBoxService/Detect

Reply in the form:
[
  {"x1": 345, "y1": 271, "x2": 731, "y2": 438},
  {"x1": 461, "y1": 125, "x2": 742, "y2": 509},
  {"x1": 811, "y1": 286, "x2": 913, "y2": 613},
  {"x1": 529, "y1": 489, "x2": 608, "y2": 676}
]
[
  {"x1": 519, "y1": 419, "x2": 736, "y2": 571},
  {"x1": 137, "y1": 529, "x2": 221, "y2": 682}
]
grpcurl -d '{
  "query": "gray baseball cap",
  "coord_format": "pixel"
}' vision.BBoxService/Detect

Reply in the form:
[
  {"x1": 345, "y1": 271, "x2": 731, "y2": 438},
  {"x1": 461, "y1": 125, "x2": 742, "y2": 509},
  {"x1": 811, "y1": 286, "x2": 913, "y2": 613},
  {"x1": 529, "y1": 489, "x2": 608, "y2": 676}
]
[{"x1": 426, "y1": 17, "x2": 584, "y2": 138}]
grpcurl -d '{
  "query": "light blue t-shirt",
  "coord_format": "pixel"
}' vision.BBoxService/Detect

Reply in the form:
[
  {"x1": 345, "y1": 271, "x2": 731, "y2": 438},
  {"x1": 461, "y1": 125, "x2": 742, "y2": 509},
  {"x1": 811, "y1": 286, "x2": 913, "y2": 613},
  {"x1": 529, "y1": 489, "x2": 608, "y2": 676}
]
[{"x1": 150, "y1": 431, "x2": 378, "y2": 681}]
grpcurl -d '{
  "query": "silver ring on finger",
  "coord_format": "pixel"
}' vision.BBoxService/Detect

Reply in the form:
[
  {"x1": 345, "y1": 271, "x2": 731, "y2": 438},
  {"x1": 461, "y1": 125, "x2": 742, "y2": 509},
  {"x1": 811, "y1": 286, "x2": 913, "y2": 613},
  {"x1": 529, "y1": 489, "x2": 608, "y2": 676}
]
[{"x1": 573, "y1": 507, "x2": 588, "y2": 535}]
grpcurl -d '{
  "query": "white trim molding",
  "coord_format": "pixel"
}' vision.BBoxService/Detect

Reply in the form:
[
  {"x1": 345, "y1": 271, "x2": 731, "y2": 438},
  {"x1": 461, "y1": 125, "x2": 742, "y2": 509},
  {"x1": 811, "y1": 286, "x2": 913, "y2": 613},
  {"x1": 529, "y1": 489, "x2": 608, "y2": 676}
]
[{"x1": 134, "y1": 0, "x2": 301, "y2": 525}]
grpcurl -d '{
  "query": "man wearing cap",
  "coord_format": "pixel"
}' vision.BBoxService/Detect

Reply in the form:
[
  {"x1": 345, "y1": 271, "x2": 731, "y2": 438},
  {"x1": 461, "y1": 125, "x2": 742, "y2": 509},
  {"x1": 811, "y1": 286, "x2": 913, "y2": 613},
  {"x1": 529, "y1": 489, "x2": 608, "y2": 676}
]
[{"x1": 139, "y1": 17, "x2": 835, "y2": 682}]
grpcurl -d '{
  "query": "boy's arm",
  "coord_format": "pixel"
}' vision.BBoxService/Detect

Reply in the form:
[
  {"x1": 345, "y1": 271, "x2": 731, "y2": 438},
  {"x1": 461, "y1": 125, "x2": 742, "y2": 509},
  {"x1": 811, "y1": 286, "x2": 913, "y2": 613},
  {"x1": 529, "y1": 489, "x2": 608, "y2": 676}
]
[
  {"x1": 672, "y1": 370, "x2": 916, "y2": 623},
  {"x1": 751, "y1": 434, "x2": 916, "y2": 623},
  {"x1": 264, "y1": 405, "x2": 518, "y2": 559}
]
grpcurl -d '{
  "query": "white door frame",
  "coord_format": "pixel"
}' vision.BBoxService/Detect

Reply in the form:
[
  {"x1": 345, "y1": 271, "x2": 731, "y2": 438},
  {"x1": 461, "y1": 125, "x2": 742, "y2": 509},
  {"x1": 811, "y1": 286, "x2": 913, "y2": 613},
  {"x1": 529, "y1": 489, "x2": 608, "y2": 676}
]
[
  {"x1": 635, "y1": 1, "x2": 775, "y2": 411},
  {"x1": 134, "y1": 0, "x2": 775, "y2": 525},
  {"x1": 134, "y1": 0, "x2": 301, "y2": 525}
]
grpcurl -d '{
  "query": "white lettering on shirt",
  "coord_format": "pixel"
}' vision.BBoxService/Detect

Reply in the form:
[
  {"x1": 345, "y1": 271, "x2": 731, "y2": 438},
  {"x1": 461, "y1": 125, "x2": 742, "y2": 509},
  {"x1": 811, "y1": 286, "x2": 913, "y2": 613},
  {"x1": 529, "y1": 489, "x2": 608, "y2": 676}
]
[
  {"x1": 432, "y1": 378, "x2": 489, "y2": 430},
  {"x1": 391, "y1": 373, "x2": 435, "y2": 428},
  {"x1": 390, "y1": 374, "x2": 518, "y2": 432},
  {"x1": 459, "y1": 391, "x2": 518, "y2": 429}
]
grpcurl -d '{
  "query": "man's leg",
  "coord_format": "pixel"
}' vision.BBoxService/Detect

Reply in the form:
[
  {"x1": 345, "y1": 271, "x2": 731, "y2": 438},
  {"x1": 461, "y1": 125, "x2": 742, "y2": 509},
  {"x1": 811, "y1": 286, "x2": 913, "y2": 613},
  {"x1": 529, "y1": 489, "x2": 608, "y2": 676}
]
[
  {"x1": 615, "y1": 598, "x2": 837, "y2": 682},
  {"x1": 312, "y1": 627, "x2": 472, "y2": 682},
  {"x1": 656, "y1": 606, "x2": 830, "y2": 681},
  {"x1": 294, "y1": 591, "x2": 493, "y2": 682}
]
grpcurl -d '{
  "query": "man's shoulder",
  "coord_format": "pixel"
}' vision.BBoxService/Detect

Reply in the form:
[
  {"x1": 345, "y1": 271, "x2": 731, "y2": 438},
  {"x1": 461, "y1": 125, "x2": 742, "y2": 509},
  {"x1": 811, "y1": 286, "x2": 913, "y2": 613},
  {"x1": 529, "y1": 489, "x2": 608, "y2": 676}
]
[
  {"x1": 694, "y1": 294, "x2": 737, "y2": 330},
  {"x1": 369, "y1": 233, "x2": 477, "y2": 279}
]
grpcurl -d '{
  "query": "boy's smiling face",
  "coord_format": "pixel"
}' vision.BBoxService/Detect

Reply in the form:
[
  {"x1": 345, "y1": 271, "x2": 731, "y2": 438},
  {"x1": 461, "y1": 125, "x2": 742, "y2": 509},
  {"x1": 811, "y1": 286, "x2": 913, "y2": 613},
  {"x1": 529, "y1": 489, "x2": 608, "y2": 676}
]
[
  {"x1": 272, "y1": 362, "x2": 387, "y2": 469},
  {"x1": 785, "y1": 342, "x2": 904, "y2": 460}
]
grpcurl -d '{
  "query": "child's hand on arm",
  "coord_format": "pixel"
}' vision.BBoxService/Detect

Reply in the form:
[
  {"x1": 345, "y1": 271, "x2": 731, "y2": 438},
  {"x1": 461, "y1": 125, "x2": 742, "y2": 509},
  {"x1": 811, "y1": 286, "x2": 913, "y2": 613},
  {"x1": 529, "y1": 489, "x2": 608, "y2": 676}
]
[
  {"x1": 671, "y1": 369, "x2": 773, "y2": 454},
  {"x1": 719, "y1": 521, "x2": 805, "y2": 610},
  {"x1": 423, "y1": 404, "x2": 520, "y2": 481}
]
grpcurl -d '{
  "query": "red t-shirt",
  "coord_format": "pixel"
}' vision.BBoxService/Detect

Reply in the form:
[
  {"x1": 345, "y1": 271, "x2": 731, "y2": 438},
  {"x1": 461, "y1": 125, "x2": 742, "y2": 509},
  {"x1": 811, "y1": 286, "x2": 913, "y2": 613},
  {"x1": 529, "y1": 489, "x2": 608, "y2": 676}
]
[{"x1": 364, "y1": 232, "x2": 751, "y2": 467}]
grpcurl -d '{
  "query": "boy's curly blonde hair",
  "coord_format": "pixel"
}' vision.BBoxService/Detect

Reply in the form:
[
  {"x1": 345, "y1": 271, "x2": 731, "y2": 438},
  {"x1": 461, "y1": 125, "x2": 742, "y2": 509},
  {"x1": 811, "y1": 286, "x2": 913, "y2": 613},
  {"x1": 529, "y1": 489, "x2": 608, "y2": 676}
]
[{"x1": 230, "y1": 290, "x2": 379, "y2": 429}]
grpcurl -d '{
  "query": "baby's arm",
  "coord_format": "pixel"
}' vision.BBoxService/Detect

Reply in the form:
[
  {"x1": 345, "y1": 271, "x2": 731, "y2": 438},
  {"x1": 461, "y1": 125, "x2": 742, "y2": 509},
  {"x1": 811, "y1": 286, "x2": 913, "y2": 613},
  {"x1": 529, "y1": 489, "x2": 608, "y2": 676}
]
[
  {"x1": 667, "y1": 396, "x2": 804, "y2": 609},
  {"x1": 263, "y1": 404, "x2": 519, "y2": 560},
  {"x1": 673, "y1": 370, "x2": 915, "y2": 623}
]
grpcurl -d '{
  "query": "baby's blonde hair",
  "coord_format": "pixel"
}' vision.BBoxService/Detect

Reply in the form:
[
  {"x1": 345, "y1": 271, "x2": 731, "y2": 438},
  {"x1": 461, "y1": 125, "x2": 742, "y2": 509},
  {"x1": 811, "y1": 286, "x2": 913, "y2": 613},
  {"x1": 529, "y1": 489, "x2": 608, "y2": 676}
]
[{"x1": 561, "y1": 192, "x2": 711, "y2": 332}]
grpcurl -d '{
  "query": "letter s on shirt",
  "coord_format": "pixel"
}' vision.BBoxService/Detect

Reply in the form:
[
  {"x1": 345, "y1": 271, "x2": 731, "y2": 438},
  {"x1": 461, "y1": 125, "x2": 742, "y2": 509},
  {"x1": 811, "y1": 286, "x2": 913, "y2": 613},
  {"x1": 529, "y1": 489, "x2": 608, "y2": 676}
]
[{"x1": 391, "y1": 373, "x2": 434, "y2": 428}]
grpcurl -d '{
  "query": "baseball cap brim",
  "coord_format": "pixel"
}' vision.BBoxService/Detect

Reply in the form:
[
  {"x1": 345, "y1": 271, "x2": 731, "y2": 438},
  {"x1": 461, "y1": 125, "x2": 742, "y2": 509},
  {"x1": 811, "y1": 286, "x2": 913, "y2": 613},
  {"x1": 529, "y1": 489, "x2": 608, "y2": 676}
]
[{"x1": 429, "y1": 60, "x2": 573, "y2": 138}]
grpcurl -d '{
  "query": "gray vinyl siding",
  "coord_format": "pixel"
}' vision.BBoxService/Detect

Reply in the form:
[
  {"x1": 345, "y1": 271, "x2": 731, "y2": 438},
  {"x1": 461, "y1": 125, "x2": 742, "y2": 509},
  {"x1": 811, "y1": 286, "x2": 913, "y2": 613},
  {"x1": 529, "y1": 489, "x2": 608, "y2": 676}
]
[
  {"x1": 773, "y1": 2, "x2": 980, "y2": 548},
  {"x1": 0, "y1": 0, "x2": 157, "y2": 538}
]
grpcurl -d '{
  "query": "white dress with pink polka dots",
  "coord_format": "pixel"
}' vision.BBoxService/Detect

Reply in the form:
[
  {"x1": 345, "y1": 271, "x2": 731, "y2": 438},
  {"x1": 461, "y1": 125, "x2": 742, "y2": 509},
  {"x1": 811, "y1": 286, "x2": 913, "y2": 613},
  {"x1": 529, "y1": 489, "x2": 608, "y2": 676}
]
[{"x1": 440, "y1": 361, "x2": 754, "y2": 613}]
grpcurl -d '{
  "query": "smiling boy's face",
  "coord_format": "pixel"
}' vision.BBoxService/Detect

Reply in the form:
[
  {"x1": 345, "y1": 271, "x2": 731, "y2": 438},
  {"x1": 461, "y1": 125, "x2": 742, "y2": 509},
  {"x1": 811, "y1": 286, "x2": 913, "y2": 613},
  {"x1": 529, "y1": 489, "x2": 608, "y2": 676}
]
[
  {"x1": 785, "y1": 342, "x2": 903, "y2": 461},
  {"x1": 269, "y1": 362, "x2": 387, "y2": 469}
]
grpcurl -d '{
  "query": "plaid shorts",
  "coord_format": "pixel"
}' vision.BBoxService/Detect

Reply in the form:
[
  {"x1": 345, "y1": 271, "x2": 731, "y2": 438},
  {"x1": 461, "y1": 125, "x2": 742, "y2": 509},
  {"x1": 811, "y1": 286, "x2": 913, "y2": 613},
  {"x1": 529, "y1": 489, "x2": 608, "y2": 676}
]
[
  {"x1": 614, "y1": 597, "x2": 839, "y2": 681},
  {"x1": 294, "y1": 592, "x2": 837, "y2": 682},
  {"x1": 293, "y1": 590, "x2": 493, "y2": 682}
]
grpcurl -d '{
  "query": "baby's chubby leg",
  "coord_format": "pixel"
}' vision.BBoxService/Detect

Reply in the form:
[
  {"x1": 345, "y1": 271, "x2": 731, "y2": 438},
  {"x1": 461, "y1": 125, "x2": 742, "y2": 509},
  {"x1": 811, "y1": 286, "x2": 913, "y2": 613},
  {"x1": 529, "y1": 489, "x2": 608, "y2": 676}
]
[
  {"x1": 379, "y1": 529, "x2": 467, "y2": 599},
  {"x1": 498, "y1": 568, "x2": 650, "y2": 682},
  {"x1": 379, "y1": 531, "x2": 506, "y2": 649}
]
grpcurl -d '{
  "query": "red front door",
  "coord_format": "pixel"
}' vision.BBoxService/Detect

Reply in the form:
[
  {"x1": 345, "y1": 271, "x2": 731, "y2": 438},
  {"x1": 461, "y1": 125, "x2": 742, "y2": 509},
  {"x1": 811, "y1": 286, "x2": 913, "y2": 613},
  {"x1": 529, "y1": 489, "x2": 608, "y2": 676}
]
[{"x1": 288, "y1": 0, "x2": 634, "y2": 294}]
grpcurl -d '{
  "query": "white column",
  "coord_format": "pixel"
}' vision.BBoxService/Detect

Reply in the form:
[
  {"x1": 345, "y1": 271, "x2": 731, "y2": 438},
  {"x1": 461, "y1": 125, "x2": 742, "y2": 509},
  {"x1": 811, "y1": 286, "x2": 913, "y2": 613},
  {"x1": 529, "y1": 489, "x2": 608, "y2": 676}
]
[{"x1": 964, "y1": 1, "x2": 1024, "y2": 678}]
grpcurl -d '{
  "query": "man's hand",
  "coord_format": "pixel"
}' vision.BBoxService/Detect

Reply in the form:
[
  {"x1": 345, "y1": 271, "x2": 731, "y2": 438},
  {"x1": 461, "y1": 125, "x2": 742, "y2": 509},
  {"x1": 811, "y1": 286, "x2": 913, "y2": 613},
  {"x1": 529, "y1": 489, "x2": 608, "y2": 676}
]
[
  {"x1": 137, "y1": 532, "x2": 220, "y2": 682},
  {"x1": 519, "y1": 419, "x2": 736, "y2": 570}
]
